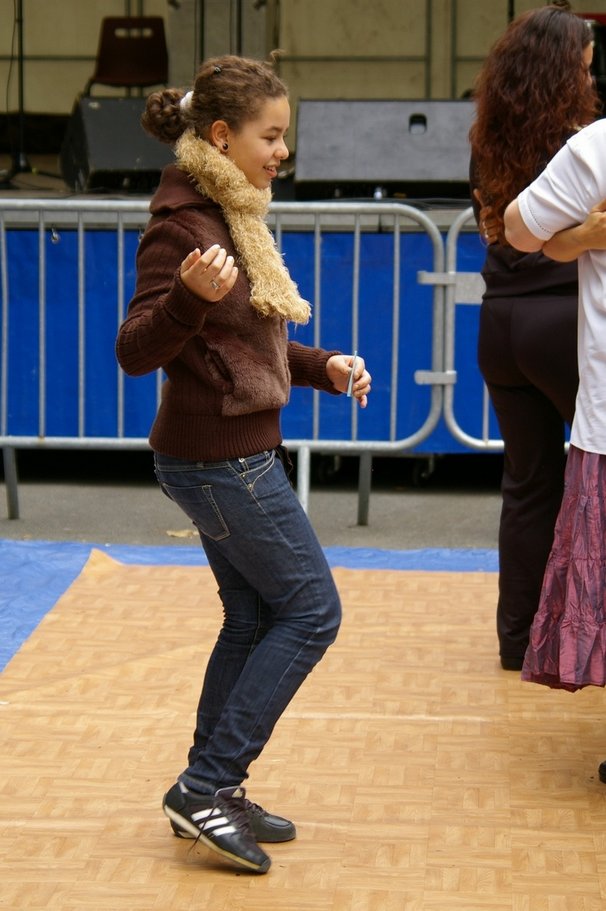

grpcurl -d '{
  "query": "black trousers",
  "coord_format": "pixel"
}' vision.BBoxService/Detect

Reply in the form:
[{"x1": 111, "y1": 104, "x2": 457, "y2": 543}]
[{"x1": 478, "y1": 292, "x2": 578, "y2": 660}]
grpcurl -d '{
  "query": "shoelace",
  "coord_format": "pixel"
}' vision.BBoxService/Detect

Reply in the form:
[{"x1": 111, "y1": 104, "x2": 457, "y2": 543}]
[
  {"x1": 243, "y1": 798, "x2": 266, "y2": 819},
  {"x1": 215, "y1": 791, "x2": 255, "y2": 837},
  {"x1": 190, "y1": 792, "x2": 253, "y2": 848}
]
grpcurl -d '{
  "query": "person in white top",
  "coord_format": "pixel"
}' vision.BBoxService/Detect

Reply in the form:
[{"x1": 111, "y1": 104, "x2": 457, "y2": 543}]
[
  {"x1": 505, "y1": 119, "x2": 606, "y2": 782},
  {"x1": 506, "y1": 119, "x2": 606, "y2": 457},
  {"x1": 504, "y1": 118, "x2": 606, "y2": 777}
]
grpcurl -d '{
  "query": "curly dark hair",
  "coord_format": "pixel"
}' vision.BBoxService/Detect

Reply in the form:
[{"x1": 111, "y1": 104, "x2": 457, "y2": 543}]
[
  {"x1": 469, "y1": 4, "x2": 599, "y2": 226},
  {"x1": 141, "y1": 52, "x2": 288, "y2": 146}
]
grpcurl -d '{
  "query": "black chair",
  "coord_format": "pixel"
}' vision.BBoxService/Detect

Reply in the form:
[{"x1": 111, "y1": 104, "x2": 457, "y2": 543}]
[{"x1": 83, "y1": 17, "x2": 169, "y2": 97}]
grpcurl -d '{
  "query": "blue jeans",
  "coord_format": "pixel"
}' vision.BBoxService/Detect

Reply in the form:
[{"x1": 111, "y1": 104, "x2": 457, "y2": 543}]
[{"x1": 154, "y1": 449, "x2": 342, "y2": 791}]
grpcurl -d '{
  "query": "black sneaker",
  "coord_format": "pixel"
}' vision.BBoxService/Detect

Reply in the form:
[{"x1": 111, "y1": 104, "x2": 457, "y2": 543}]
[
  {"x1": 162, "y1": 782, "x2": 271, "y2": 874},
  {"x1": 170, "y1": 793, "x2": 296, "y2": 843},
  {"x1": 599, "y1": 760, "x2": 606, "y2": 783}
]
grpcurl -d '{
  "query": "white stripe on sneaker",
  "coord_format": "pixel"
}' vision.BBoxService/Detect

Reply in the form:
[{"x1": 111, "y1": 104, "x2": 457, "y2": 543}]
[
  {"x1": 213, "y1": 824, "x2": 237, "y2": 836},
  {"x1": 191, "y1": 808, "x2": 236, "y2": 834},
  {"x1": 190, "y1": 808, "x2": 213, "y2": 824}
]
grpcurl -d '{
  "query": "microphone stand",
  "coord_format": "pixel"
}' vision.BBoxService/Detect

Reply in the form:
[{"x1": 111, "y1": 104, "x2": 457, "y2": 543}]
[{"x1": 0, "y1": 0, "x2": 57, "y2": 187}]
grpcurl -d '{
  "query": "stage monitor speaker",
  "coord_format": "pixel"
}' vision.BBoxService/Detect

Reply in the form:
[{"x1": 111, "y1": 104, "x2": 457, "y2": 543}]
[
  {"x1": 295, "y1": 100, "x2": 475, "y2": 200},
  {"x1": 60, "y1": 97, "x2": 173, "y2": 193}
]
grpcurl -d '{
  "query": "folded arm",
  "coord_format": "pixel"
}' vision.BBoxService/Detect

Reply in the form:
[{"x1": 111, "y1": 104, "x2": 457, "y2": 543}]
[{"x1": 542, "y1": 198, "x2": 606, "y2": 262}]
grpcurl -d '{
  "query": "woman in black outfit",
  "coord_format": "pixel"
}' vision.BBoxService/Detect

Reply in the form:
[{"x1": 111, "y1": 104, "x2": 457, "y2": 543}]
[{"x1": 469, "y1": 2, "x2": 599, "y2": 670}]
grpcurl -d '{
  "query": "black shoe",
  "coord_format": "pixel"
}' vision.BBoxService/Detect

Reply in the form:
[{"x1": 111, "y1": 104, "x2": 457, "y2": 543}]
[
  {"x1": 500, "y1": 656, "x2": 524, "y2": 671},
  {"x1": 162, "y1": 782, "x2": 271, "y2": 874},
  {"x1": 599, "y1": 761, "x2": 606, "y2": 783},
  {"x1": 170, "y1": 794, "x2": 296, "y2": 843}
]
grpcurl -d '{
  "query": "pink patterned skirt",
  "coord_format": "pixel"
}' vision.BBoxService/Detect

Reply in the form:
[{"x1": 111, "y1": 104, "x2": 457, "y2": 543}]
[{"x1": 522, "y1": 444, "x2": 606, "y2": 691}]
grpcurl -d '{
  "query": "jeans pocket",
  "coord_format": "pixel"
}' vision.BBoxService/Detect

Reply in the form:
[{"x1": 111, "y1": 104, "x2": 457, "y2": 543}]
[{"x1": 158, "y1": 481, "x2": 230, "y2": 541}]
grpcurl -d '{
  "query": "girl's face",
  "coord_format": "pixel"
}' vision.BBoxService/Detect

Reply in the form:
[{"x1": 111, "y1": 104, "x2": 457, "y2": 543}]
[{"x1": 225, "y1": 95, "x2": 290, "y2": 190}]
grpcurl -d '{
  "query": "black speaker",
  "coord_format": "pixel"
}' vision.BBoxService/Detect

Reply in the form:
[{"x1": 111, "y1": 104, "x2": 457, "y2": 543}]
[
  {"x1": 295, "y1": 100, "x2": 475, "y2": 200},
  {"x1": 60, "y1": 97, "x2": 173, "y2": 193}
]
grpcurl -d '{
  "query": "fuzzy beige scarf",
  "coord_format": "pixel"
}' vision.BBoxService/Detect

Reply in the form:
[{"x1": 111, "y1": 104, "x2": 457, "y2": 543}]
[{"x1": 175, "y1": 131, "x2": 311, "y2": 325}]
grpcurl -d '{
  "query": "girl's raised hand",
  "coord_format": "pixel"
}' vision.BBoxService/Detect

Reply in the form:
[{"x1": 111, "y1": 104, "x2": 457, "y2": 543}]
[{"x1": 180, "y1": 244, "x2": 238, "y2": 301}]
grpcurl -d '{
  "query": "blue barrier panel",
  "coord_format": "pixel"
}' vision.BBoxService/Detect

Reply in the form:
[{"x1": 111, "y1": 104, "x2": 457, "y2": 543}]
[
  {"x1": 281, "y1": 229, "x2": 437, "y2": 443},
  {"x1": 280, "y1": 228, "x2": 489, "y2": 453},
  {"x1": 5, "y1": 228, "x2": 148, "y2": 438}
]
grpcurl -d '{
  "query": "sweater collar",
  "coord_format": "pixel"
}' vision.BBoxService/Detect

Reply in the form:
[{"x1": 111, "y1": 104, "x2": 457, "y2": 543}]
[{"x1": 175, "y1": 131, "x2": 310, "y2": 325}]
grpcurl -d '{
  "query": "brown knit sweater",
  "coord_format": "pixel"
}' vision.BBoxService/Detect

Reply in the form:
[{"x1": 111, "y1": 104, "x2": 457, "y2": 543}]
[{"x1": 115, "y1": 165, "x2": 340, "y2": 460}]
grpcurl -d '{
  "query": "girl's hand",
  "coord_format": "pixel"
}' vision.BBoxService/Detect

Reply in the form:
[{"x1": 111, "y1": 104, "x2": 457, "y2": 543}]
[
  {"x1": 180, "y1": 244, "x2": 238, "y2": 300},
  {"x1": 326, "y1": 354, "x2": 372, "y2": 408}
]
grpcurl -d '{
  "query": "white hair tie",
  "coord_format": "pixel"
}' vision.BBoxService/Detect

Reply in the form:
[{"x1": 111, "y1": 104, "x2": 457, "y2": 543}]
[{"x1": 180, "y1": 90, "x2": 193, "y2": 113}]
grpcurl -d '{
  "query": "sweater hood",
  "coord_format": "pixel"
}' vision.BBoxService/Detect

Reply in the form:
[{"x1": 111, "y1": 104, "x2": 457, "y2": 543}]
[{"x1": 149, "y1": 164, "x2": 215, "y2": 216}]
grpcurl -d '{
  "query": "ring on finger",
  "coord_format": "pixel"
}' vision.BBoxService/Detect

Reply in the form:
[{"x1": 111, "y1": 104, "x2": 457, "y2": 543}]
[{"x1": 210, "y1": 279, "x2": 220, "y2": 291}]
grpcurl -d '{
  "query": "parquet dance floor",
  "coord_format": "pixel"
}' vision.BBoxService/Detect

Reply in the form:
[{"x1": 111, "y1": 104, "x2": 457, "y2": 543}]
[{"x1": 2, "y1": 547, "x2": 606, "y2": 910}]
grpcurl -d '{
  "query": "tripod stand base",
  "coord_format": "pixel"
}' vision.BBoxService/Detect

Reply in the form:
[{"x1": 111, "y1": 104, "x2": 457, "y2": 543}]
[
  {"x1": 0, "y1": 152, "x2": 61, "y2": 187},
  {"x1": 0, "y1": 152, "x2": 33, "y2": 186}
]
